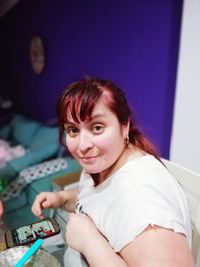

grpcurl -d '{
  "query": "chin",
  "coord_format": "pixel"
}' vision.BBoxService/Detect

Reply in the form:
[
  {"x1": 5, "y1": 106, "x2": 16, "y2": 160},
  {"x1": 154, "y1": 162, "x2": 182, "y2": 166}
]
[
  {"x1": 83, "y1": 167, "x2": 102, "y2": 174},
  {"x1": 80, "y1": 163, "x2": 104, "y2": 174},
  {"x1": 77, "y1": 156, "x2": 110, "y2": 174}
]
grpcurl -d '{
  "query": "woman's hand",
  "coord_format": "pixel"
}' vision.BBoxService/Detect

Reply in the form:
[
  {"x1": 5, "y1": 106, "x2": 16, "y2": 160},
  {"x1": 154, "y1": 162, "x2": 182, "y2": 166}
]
[
  {"x1": 32, "y1": 190, "x2": 79, "y2": 219},
  {"x1": 32, "y1": 191, "x2": 68, "y2": 219}
]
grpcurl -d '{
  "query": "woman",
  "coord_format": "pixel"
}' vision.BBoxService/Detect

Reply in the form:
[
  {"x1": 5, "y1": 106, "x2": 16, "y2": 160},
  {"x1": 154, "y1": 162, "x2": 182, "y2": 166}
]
[{"x1": 32, "y1": 78, "x2": 194, "y2": 267}]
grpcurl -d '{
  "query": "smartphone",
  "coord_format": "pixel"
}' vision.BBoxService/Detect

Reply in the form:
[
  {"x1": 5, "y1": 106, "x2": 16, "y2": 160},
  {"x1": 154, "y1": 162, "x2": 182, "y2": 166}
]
[{"x1": 5, "y1": 217, "x2": 60, "y2": 248}]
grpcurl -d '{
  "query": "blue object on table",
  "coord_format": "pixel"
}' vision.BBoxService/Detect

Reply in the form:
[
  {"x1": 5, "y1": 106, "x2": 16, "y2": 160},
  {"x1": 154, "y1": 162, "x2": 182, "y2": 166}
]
[{"x1": 14, "y1": 239, "x2": 43, "y2": 267}]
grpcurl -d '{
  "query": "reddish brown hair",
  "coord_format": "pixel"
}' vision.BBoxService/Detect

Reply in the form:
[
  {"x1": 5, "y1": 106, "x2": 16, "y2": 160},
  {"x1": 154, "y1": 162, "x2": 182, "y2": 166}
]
[{"x1": 57, "y1": 77, "x2": 160, "y2": 161}]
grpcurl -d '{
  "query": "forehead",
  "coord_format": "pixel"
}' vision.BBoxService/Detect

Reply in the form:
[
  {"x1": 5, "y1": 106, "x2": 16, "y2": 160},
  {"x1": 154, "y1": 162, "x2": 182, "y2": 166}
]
[
  {"x1": 66, "y1": 98, "x2": 114, "y2": 124},
  {"x1": 91, "y1": 100, "x2": 114, "y2": 117}
]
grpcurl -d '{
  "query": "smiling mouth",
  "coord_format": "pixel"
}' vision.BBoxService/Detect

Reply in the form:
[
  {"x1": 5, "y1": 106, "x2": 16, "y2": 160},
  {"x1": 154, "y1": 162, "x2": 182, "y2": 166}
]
[{"x1": 79, "y1": 155, "x2": 100, "y2": 160}]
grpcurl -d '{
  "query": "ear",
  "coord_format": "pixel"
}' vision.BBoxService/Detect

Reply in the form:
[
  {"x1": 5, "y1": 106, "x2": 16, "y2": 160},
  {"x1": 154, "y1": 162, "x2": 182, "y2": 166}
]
[{"x1": 122, "y1": 118, "x2": 130, "y2": 139}]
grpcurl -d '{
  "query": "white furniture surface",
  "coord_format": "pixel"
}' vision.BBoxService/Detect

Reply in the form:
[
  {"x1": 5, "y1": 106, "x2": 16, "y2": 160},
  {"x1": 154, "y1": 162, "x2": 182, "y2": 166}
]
[{"x1": 163, "y1": 159, "x2": 200, "y2": 266}]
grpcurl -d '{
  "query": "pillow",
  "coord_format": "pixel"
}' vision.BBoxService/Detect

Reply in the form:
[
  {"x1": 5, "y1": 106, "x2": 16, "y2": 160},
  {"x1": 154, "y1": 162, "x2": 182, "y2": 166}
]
[
  {"x1": 30, "y1": 126, "x2": 59, "y2": 150},
  {"x1": 7, "y1": 153, "x2": 34, "y2": 173},
  {"x1": 11, "y1": 115, "x2": 41, "y2": 147},
  {"x1": 9, "y1": 146, "x2": 59, "y2": 173},
  {"x1": 20, "y1": 158, "x2": 68, "y2": 184}
]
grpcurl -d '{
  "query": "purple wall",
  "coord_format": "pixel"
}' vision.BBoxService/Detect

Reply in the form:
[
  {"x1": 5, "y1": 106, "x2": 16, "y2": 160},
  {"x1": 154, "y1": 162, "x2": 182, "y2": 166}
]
[{"x1": 0, "y1": 0, "x2": 183, "y2": 158}]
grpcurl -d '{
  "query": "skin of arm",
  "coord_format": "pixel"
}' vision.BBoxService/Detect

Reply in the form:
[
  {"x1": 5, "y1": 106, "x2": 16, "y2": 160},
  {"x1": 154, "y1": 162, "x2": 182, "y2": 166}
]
[
  {"x1": 66, "y1": 213, "x2": 127, "y2": 267},
  {"x1": 66, "y1": 214, "x2": 194, "y2": 267},
  {"x1": 120, "y1": 226, "x2": 195, "y2": 267},
  {"x1": 32, "y1": 189, "x2": 79, "y2": 219}
]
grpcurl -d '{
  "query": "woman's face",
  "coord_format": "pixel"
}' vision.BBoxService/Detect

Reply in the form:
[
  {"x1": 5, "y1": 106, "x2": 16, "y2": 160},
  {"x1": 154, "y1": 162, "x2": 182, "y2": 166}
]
[{"x1": 64, "y1": 100, "x2": 128, "y2": 176}]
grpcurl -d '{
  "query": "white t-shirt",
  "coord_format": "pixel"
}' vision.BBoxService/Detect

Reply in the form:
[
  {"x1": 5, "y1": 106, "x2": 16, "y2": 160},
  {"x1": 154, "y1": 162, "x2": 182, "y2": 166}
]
[{"x1": 76, "y1": 155, "x2": 192, "y2": 252}]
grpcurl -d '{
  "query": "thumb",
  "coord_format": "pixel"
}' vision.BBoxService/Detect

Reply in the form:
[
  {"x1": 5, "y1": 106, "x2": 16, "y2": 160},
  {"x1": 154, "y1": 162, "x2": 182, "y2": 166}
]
[{"x1": 42, "y1": 200, "x2": 50, "y2": 209}]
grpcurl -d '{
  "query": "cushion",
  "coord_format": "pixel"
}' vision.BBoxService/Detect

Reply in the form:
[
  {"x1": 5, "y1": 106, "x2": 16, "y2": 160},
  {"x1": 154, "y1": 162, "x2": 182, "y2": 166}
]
[
  {"x1": 20, "y1": 158, "x2": 68, "y2": 184},
  {"x1": 28, "y1": 157, "x2": 81, "y2": 194},
  {"x1": 9, "y1": 143, "x2": 61, "y2": 173},
  {"x1": 0, "y1": 175, "x2": 26, "y2": 202},
  {"x1": 30, "y1": 126, "x2": 59, "y2": 150},
  {"x1": 9, "y1": 150, "x2": 49, "y2": 173},
  {"x1": 11, "y1": 115, "x2": 41, "y2": 147},
  {"x1": 3, "y1": 204, "x2": 38, "y2": 229},
  {"x1": 3, "y1": 190, "x2": 28, "y2": 214},
  {"x1": 0, "y1": 164, "x2": 17, "y2": 183}
]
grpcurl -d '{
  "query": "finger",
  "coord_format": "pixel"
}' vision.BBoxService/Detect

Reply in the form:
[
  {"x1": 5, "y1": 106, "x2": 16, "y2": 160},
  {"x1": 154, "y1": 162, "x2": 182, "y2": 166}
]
[
  {"x1": 39, "y1": 214, "x2": 44, "y2": 220},
  {"x1": 32, "y1": 198, "x2": 44, "y2": 217},
  {"x1": 35, "y1": 201, "x2": 43, "y2": 216},
  {"x1": 35, "y1": 193, "x2": 47, "y2": 211},
  {"x1": 32, "y1": 204, "x2": 42, "y2": 218},
  {"x1": 31, "y1": 202, "x2": 37, "y2": 215}
]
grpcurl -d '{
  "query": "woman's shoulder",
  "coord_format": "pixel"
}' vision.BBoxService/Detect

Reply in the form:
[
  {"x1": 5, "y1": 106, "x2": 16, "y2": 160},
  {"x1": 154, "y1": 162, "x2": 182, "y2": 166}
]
[
  {"x1": 117, "y1": 154, "x2": 175, "y2": 187},
  {"x1": 123, "y1": 153, "x2": 163, "y2": 173}
]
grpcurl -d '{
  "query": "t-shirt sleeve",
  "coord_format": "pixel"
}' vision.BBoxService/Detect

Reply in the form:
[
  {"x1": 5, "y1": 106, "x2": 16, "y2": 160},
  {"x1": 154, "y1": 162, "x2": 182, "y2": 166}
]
[
  {"x1": 102, "y1": 186, "x2": 151, "y2": 252},
  {"x1": 101, "y1": 175, "x2": 189, "y2": 252}
]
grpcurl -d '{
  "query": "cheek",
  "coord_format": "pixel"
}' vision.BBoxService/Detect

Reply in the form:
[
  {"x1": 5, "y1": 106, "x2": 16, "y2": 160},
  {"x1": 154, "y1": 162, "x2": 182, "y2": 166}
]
[
  {"x1": 96, "y1": 139, "x2": 112, "y2": 153},
  {"x1": 95, "y1": 132, "x2": 123, "y2": 153},
  {"x1": 66, "y1": 138, "x2": 77, "y2": 155}
]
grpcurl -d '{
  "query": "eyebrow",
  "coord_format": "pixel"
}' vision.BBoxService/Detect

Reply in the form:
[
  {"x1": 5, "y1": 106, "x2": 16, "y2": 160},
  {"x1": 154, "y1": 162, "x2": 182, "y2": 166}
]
[{"x1": 64, "y1": 113, "x2": 106, "y2": 126}]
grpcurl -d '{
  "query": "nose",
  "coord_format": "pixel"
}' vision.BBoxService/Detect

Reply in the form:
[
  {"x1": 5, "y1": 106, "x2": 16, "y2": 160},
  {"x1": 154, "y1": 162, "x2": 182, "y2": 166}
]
[{"x1": 78, "y1": 130, "x2": 93, "y2": 154}]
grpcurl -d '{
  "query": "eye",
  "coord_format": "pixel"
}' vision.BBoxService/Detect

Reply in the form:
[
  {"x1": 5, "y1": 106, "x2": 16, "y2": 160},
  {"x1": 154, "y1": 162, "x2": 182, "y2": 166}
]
[
  {"x1": 66, "y1": 127, "x2": 79, "y2": 138},
  {"x1": 92, "y1": 124, "x2": 104, "y2": 134}
]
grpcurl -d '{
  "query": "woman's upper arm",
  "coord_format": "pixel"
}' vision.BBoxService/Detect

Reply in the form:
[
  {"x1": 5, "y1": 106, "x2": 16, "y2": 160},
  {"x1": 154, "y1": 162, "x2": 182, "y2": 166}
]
[{"x1": 119, "y1": 226, "x2": 194, "y2": 267}]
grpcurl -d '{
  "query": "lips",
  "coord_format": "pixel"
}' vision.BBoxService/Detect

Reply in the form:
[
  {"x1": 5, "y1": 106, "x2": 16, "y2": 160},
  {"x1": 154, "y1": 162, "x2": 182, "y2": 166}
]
[{"x1": 79, "y1": 155, "x2": 100, "y2": 160}]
